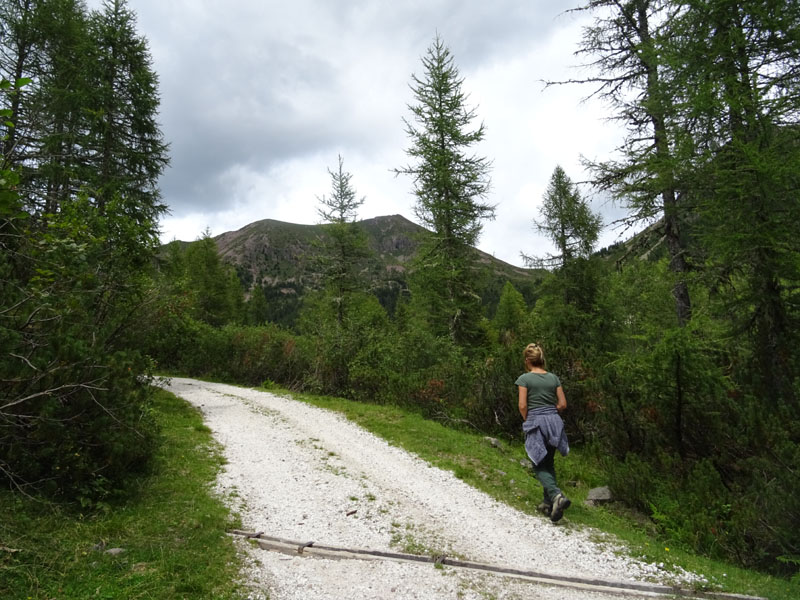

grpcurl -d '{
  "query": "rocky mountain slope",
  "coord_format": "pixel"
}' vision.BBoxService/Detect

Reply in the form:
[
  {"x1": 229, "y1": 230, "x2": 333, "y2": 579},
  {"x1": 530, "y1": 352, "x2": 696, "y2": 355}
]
[{"x1": 209, "y1": 214, "x2": 542, "y2": 325}]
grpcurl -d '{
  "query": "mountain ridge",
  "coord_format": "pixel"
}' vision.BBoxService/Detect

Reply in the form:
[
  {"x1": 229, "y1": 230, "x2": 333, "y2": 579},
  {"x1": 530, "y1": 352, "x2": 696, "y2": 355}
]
[{"x1": 203, "y1": 213, "x2": 542, "y2": 325}]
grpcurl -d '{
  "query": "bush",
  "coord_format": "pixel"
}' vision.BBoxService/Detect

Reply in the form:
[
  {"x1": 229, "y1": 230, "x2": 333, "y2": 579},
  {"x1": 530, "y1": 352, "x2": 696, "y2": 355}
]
[{"x1": 1, "y1": 194, "x2": 161, "y2": 504}]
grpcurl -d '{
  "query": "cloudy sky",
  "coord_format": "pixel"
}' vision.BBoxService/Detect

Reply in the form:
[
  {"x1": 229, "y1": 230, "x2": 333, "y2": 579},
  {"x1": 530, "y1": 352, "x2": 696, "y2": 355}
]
[{"x1": 98, "y1": 0, "x2": 630, "y2": 267}]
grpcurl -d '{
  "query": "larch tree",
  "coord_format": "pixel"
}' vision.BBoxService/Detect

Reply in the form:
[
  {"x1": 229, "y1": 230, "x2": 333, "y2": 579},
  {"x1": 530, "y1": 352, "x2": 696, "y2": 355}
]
[
  {"x1": 395, "y1": 35, "x2": 494, "y2": 346},
  {"x1": 525, "y1": 165, "x2": 602, "y2": 270},
  {"x1": 568, "y1": 0, "x2": 693, "y2": 326},
  {"x1": 316, "y1": 154, "x2": 370, "y2": 325},
  {"x1": 570, "y1": 0, "x2": 800, "y2": 572},
  {"x1": 673, "y1": 0, "x2": 800, "y2": 411},
  {"x1": 304, "y1": 154, "x2": 377, "y2": 393}
]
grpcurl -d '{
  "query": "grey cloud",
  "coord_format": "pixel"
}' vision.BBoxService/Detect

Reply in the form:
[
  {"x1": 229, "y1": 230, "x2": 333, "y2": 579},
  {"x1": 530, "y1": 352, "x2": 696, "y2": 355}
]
[{"x1": 112, "y1": 0, "x2": 618, "y2": 264}]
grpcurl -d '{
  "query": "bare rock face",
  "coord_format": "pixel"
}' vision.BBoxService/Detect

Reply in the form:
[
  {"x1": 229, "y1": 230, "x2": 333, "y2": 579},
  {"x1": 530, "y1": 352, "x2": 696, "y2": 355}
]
[{"x1": 585, "y1": 486, "x2": 613, "y2": 507}]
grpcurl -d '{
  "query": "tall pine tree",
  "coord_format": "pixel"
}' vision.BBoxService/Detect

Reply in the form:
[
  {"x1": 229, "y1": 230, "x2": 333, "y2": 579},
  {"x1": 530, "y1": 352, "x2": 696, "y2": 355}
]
[
  {"x1": 525, "y1": 165, "x2": 602, "y2": 269},
  {"x1": 396, "y1": 35, "x2": 494, "y2": 346},
  {"x1": 674, "y1": 0, "x2": 800, "y2": 411},
  {"x1": 0, "y1": 0, "x2": 170, "y2": 501}
]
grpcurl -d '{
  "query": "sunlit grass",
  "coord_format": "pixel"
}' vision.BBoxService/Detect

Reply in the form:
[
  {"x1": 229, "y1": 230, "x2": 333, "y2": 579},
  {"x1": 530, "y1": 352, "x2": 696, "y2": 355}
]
[{"x1": 286, "y1": 387, "x2": 796, "y2": 600}]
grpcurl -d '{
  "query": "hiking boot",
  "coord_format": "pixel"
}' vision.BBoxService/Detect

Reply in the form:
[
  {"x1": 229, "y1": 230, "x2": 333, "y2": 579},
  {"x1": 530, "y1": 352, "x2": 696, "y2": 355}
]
[
  {"x1": 550, "y1": 493, "x2": 571, "y2": 523},
  {"x1": 536, "y1": 501, "x2": 552, "y2": 516}
]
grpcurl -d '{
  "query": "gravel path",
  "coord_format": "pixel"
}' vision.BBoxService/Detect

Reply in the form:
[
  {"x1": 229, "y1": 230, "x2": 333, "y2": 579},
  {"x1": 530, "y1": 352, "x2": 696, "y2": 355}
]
[{"x1": 162, "y1": 377, "x2": 700, "y2": 600}]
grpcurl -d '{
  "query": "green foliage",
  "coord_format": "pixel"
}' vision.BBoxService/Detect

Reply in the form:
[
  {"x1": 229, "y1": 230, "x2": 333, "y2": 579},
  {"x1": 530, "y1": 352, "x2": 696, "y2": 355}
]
[
  {"x1": 0, "y1": 0, "x2": 168, "y2": 217},
  {"x1": 492, "y1": 281, "x2": 527, "y2": 339},
  {"x1": 84, "y1": 0, "x2": 169, "y2": 213},
  {"x1": 298, "y1": 291, "x2": 389, "y2": 394},
  {"x1": 182, "y1": 231, "x2": 245, "y2": 326},
  {"x1": 575, "y1": 0, "x2": 694, "y2": 325},
  {"x1": 0, "y1": 389, "x2": 246, "y2": 599},
  {"x1": 0, "y1": 0, "x2": 168, "y2": 504},
  {"x1": 313, "y1": 154, "x2": 373, "y2": 329},
  {"x1": 570, "y1": 0, "x2": 800, "y2": 575},
  {"x1": 672, "y1": 0, "x2": 800, "y2": 417},
  {"x1": 1, "y1": 191, "x2": 161, "y2": 503}
]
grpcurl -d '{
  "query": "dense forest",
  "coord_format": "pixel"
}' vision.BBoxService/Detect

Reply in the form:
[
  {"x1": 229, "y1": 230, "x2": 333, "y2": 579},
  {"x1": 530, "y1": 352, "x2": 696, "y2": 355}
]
[{"x1": 1, "y1": 0, "x2": 798, "y2": 581}]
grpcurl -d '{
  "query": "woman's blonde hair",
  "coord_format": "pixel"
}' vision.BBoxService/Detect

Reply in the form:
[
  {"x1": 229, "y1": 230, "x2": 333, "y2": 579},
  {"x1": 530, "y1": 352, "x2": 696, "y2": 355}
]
[{"x1": 523, "y1": 343, "x2": 545, "y2": 368}]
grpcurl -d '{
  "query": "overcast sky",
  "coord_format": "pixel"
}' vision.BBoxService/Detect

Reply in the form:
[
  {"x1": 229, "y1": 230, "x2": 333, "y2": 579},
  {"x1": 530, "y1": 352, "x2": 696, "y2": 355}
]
[{"x1": 98, "y1": 0, "x2": 631, "y2": 267}]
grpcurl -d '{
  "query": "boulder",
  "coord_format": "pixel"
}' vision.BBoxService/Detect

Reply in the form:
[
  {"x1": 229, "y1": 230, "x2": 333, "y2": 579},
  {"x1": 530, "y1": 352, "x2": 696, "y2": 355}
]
[{"x1": 584, "y1": 486, "x2": 613, "y2": 507}]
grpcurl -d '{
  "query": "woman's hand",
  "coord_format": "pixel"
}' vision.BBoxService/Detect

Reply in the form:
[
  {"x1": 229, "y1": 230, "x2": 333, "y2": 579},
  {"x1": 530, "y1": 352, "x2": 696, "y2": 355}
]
[{"x1": 556, "y1": 386, "x2": 567, "y2": 413}]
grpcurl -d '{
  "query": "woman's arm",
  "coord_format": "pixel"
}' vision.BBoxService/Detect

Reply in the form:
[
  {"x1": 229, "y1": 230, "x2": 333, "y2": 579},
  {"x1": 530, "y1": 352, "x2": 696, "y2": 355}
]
[
  {"x1": 556, "y1": 386, "x2": 567, "y2": 413},
  {"x1": 518, "y1": 386, "x2": 528, "y2": 420}
]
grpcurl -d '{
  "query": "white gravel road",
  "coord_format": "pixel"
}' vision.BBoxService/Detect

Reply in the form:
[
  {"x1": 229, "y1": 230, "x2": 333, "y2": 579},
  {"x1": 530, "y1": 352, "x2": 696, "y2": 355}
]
[{"x1": 161, "y1": 377, "x2": 703, "y2": 600}]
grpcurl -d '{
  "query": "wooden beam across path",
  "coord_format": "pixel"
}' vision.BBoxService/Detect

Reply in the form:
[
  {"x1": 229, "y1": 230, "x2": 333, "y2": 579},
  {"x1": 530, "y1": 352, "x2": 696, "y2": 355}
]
[{"x1": 228, "y1": 530, "x2": 766, "y2": 600}]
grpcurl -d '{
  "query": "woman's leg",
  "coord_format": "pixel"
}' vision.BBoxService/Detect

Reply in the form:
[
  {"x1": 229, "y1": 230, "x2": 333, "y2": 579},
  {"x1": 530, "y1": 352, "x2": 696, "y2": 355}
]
[{"x1": 533, "y1": 446, "x2": 560, "y2": 504}]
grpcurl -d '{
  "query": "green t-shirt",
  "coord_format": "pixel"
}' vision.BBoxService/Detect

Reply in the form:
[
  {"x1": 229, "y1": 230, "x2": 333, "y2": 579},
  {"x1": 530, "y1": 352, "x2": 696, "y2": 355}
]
[{"x1": 515, "y1": 371, "x2": 561, "y2": 411}]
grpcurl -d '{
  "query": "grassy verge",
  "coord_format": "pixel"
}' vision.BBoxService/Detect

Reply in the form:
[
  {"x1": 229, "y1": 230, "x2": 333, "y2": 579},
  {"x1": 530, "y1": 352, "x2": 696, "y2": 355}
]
[
  {"x1": 0, "y1": 388, "x2": 247, "y2": 600},
  {"x1": 282, "y1": 387, "x2": 797, "y2": 600}
]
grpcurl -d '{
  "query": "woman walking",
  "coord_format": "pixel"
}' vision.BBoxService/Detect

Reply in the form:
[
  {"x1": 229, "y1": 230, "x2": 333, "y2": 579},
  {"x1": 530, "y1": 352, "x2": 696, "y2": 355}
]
[{"x1": 515, "y1": 343, "x2": 571, "y2": 522}]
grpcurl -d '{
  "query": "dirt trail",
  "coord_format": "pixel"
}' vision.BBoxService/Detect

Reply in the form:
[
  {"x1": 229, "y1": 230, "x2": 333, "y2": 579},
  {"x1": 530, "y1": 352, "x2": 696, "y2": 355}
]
[{"x1": 162, "y1": 377, "x2": 702, "y2": 600}]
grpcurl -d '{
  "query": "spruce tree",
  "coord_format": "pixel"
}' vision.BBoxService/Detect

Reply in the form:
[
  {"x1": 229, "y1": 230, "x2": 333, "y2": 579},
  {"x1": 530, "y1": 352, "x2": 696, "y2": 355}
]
[
  {"x1": 85, "y1": 0, "x2": 168, "y2": 222},
  {"x1": 0, "y1": 0, "x2": 170, "y2": 500},
  {"x1": 184, "y1": 230, "x2": 244, "y2": 327},
  {"x1": 0, "y1": 0, "x2": 43, "y2": 168},
  {"x1": 303, "y1": 155, "x2": 376, "y2": 392},
  {"x1": 492, "y1": 281, "x2": 527, "y2": 340},
  {"x1": 29, "y1": 0, "x2": 91, "y2": 214},
  {"x1": 396, "y1": 35, "x2": 494, "y2": 346}
]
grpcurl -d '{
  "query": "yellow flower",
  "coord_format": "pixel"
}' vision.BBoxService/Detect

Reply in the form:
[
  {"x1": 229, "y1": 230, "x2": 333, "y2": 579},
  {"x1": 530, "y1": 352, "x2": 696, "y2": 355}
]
[{"x1": 665, "y1": 547, "x2": 670, "y2": 552}]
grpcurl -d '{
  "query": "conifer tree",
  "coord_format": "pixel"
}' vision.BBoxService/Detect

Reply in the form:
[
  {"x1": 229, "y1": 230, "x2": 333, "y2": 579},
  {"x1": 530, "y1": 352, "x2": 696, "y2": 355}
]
[
  {"x1": 184, "y1": 230, "x2": 244, "y2": 327},
  {"x1": 570, "y1": 0, "x2": 692, "y2": 326},
  {"x1": 316, "y1": 154, "x2": 370, "y2": 324},
  {"x1": 302, "y1": 155, "x2": 377, "y2": 393},
  {"x1": 30, "y1": 0, "x2": 90, "y2": 214},
  {"x1": 573, "y1": 0, "x2": 800, "y2": 572},
  {"x1": 492, "y1": 281, "x2": 527, "y2": 340},
  {"x1": 396, "y1": 35, "x2": 494, "y2": 346},
  {"x1": 0, "y1": 0, "x2": 43, "y2": 167},
  {"x1": 85, "y1": 0, "x2": 168, "y2": 221},
  {"x1": 673, "y1": 0, "x2": 800, "y2": 411},
  {"x1": 525, "y1": 165, "x2": 601, "y2": 269},
  {"x1": 0, "y1": 0, "x2": 170, "y2": 500}
]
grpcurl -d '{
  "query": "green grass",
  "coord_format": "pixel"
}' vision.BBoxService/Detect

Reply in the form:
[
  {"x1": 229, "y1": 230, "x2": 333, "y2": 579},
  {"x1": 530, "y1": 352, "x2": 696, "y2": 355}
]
[
  {"x1": 284, "y1": 387, "x2": 798, "y2": 600},
  {"x1": 0, "y1": 388, "x2": 248, "y2": 600}
]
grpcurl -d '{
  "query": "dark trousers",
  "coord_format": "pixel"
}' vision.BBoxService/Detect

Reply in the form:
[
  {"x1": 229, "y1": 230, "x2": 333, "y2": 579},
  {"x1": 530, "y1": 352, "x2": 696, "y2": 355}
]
[{"x1": 533, "y1": 446, "x2": 561, "y2": 504}]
